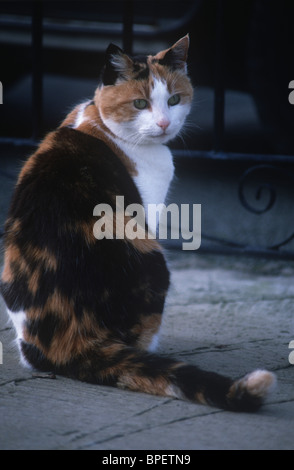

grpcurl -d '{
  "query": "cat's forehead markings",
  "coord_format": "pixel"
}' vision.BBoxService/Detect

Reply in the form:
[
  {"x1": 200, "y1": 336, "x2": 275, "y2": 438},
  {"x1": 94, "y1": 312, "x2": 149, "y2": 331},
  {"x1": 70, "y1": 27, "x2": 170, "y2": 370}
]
[
  {"x1": 130, "y1": 60, "x2": 149, "y2": 81},
  {"x1": 130, "y1": 54, "x2": 150, "y2": 81},
  {"x1": 150, "y1": 76, "x2": 169, "y2": 103},
  {"x1": 134, "y1": 67, "x2": 150, "y2": 81}
]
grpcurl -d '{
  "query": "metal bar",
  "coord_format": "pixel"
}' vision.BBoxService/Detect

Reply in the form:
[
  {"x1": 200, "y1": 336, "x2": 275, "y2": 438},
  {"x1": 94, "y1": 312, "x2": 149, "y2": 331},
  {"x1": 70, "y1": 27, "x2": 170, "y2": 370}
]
[
  {"x1": 32, "y1": 1, "x2": 43, "y2": 140},
  {"x1": 0, "y1": 3, "x2": 200, "y2": 38},
  {"x1": 0, "y1": 137, "x2": 38, "y2": 147},
  {"x1": 164, "y1": 238, "x2": 294, "y2": 261},
  {"x1": 1, "y1": 137, "x2": 293, "y2": 165},
  {"x1": 123, "y1": 0, "x2": 134, "y2": 54},
  {"x1": 213, "y1": 0, "x2": 225, "y2": 152},
  {"x1": 171, "y1": 149, "x2": 294, "y2": 164}
]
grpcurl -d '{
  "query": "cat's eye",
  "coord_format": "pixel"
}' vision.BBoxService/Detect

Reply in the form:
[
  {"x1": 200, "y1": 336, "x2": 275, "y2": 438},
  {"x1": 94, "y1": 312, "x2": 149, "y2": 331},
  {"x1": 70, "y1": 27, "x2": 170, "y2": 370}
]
[
  {"x1": 134, "y1": 99, "x2": 148, "y2": 110},
  {"x1": 168, "y1": 94, "x2": 181, "y2": 106}
]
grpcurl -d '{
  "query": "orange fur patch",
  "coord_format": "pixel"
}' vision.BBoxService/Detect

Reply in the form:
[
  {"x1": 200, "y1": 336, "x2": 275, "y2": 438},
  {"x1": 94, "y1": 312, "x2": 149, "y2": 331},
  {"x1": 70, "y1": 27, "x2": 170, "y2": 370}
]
[
  {"x1": 127, "y1": 237, "x2": 161, "y2": 254},
  {"x1": 132, "y1": 313, "x2": 162, "y2": 350},
  {"x1": 70, "y1": 101, "x2": 137, "y2": 177},
  {"x1": 118, "y1": 371, "x2": 170, "y2": 397},
  {"x1": 28, "y1": 244, "x2": 58, "y2": 271},
  {"x1": 2, "y1": 243, "x2": 30, "y2": 283},
  {"x1": 60, "y1": 105, "x2": 80, "y2": 128},
  {"x1": 18, "y1": 131, "x2": 58, "y2": 183},
  {"x1": 96, "y1": 80, "x2": 150, "y2": 123},
  {"x1": 24, "y1": 300, "x2": 110, "y2": 365}
]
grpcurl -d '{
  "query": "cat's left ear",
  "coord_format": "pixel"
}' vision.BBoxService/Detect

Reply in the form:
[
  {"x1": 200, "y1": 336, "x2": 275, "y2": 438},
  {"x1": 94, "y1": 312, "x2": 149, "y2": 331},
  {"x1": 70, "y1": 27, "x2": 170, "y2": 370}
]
[
  {"x1": 155, "y1": 34, "x2": 190, "y2": 73},
  {"x1": 101, "y1": 43, "x2": 133, "y2": 85}
]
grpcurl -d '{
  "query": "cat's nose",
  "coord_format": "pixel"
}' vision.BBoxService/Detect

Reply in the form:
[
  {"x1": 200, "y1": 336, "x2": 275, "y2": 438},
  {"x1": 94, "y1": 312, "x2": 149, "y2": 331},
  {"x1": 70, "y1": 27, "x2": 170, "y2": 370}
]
[{"x1": 156, "y1": 119, "x2": 170, "y2": 131}]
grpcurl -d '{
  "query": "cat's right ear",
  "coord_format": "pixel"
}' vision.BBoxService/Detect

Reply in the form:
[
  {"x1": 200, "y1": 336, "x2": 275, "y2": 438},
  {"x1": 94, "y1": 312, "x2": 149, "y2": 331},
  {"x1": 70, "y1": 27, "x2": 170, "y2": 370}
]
[{"x1": 101, "y1": 43, "x2": 133, "y2": 86}]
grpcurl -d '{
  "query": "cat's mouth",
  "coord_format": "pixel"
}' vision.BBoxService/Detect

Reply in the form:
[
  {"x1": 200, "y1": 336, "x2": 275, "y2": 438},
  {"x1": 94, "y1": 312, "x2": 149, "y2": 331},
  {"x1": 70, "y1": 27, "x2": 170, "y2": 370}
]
[
  {"x1": 140, "y1": 129, "x2": 175, "y2": 144},
  {"x1": 153, "y1": 129, "x2": 171, "y2": 138},
  {"x1": 153, "y1": 130, "x2": 174, "y2": 142}
]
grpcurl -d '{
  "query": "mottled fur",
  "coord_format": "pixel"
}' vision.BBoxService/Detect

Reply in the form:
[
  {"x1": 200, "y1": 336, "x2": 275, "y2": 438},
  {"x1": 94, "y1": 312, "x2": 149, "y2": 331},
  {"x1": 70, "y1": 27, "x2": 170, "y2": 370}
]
[{"x1": 1, "y1": 36, "x2": 275, "y2": 411}]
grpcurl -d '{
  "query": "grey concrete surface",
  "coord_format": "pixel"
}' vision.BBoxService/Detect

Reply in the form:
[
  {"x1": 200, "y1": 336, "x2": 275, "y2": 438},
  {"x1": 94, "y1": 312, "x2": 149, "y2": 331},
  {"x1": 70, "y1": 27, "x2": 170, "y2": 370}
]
[{"x1": 0, "y1": 247, "x2": 294, "y2": 450}]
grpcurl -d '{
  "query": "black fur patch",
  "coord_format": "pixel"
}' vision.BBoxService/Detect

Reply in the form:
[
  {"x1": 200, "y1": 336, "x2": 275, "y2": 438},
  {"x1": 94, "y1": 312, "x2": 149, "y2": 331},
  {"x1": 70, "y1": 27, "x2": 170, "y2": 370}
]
[
  {"x1": 134, "y1": 66, "x2": 150, "y2": 81},
  {"x1": 26, "y1": 314, "x2": 60, "y2": 349},
  {"x1": 157, "y1": 49, "x2": 184, "y2": 71},
  {"x1": 101, "y1": 43, "x2": 124, "y2": 86},
  {"x1": 21, "y1": 341, "x2": 56, "y2": 372},
  {"x1": 0, "y1": 275, "x2": 33, "y2": 312}
]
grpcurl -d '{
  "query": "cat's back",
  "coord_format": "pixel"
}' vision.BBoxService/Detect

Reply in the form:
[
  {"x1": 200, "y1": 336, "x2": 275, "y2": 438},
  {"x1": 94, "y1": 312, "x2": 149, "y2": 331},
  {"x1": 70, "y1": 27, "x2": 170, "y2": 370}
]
[
  {"x1": 17, "y1": 127, "x2": 137, "y2": 203},
  {"x1": 8, "y1": 127, "x2": 143, "y2": 237}
]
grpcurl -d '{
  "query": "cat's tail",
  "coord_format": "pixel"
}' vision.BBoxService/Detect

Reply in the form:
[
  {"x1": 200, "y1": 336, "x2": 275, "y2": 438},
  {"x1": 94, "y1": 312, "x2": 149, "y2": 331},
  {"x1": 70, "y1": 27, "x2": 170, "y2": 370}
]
[{"x1": 61, "y1": 342, "x2": 276, "y2": 412}]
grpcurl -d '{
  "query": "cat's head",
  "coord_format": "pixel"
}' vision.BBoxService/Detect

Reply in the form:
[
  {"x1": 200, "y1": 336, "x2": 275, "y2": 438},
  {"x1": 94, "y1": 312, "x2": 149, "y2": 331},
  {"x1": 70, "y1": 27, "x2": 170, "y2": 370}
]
[{"x1": 95, "y1": 35, "x2": 193, "y2": 145}]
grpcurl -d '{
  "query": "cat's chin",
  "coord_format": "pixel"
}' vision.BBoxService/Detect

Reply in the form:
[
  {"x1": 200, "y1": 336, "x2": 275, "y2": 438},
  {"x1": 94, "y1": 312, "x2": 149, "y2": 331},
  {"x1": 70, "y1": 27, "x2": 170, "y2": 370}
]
[{"x1": 141, "y1": 132, "x2": 177, "y2": 145}]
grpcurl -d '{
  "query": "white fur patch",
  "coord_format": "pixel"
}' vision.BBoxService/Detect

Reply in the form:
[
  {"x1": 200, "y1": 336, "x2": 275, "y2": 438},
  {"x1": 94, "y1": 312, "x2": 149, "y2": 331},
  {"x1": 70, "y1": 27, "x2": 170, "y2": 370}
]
[
  {"x1": 149, "y1": 78, "x2": 171, "y2": 133},
  {"x1": 6, "y1": 308, "x2": 32, "y2": 368},
  {"x1": 165, "y1": 384, "x2": 185, "y2": 400},
  {"x1": 73, "y1": 100, "x2": 91, "y2": 128},
  {"x1": 7, "y1": 308, "x2": 26, "y2": 340},
  {"x1": 243, "y1": 369, "x2": 276, "y2": 397},
  {"x1": 112, "y1": 138, "x2": 174, "y2": 233},
  {"x1": 147, "y1": 331, "x2": 161, "y2": 352}
]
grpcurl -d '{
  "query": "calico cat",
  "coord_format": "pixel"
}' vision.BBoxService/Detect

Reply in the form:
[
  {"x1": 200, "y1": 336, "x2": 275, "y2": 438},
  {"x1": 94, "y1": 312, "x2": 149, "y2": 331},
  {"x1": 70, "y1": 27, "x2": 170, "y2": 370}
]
[{"x1": 1, "y1": 35, "x2": 275, "y2": 411}]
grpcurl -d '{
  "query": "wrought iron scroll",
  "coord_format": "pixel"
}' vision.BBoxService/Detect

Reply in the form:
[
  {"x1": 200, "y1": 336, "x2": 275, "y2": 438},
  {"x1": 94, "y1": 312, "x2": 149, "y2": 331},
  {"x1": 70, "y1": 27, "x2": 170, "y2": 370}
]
[
  {"x1": 238, "y1": 165, "x2": 277, "y2": 215},
  {"x1": 238, "y1": 164, "x2": 294, "y2": 252}
]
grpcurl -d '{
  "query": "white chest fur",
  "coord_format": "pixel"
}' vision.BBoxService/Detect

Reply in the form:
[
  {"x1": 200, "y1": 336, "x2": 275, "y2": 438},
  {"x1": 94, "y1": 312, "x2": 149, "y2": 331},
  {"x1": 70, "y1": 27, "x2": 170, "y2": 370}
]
[
  {"x1": 71, "y1": 103, "x2": 174, "y2": 226},
  {"x1": 117, "y1": 140, "x2": 174, "y2": 214}
]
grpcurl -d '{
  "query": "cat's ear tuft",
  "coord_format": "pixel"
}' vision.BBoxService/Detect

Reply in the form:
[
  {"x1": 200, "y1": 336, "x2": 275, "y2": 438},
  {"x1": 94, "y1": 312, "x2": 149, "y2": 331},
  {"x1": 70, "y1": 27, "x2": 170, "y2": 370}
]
[
  {"x1": 101, "y1": 43, "x2": 133, "y2": 86},
  {"x1": 156, "y1": 34, "x2": 190, "y2": 72}
]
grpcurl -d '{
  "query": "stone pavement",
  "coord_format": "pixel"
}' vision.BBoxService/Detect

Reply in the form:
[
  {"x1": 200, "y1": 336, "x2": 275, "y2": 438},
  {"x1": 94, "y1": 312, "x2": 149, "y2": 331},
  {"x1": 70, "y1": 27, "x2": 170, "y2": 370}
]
[{"x1": 0, "y1": 247, "x2": 294, "y2": 450}]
